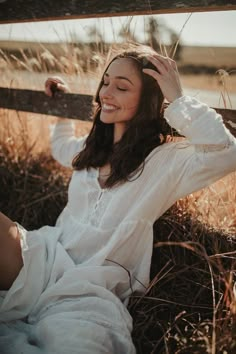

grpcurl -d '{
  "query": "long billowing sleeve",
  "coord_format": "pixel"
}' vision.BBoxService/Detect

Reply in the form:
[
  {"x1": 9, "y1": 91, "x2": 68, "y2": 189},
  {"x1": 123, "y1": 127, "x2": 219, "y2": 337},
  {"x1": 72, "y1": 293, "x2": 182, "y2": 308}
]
[
  {"x1": 50, "y1": 121, "x2": 88, "y2": 167},
  {"x1": 163, "y1": 95, "x2": 236, "y2": 201}
]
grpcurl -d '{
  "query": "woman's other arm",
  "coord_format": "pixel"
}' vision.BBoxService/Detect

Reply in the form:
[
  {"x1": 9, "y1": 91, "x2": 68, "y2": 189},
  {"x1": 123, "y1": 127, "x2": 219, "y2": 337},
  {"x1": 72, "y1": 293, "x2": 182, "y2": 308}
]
[{"x1": 45, "y1": 77, "x2": 88, "y2": 167}]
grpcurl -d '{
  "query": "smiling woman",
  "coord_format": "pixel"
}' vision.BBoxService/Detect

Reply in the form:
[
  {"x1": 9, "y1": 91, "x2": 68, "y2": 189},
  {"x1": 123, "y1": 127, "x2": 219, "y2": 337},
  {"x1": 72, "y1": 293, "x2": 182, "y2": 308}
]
[
  {"x1": 99, "y1": 58, "x2": 143, "y2": 141},
  {"x1": 71, "y1": 46, "x2": 169, "y2": 188},
  {"x1": 0, "y1": 43, "x2": 236, "y2": 354}
]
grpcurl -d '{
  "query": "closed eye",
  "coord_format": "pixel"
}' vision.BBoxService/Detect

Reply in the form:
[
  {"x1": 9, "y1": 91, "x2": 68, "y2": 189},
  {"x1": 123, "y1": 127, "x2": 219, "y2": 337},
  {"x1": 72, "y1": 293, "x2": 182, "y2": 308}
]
[{"x1": 102, "y1": 82, "x2": 127, "y2": 91}]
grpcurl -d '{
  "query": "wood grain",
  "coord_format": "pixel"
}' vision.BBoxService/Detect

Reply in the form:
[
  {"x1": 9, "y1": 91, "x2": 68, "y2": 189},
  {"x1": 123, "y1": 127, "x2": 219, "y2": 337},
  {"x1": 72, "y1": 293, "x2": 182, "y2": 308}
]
[
  {"x1": 0, "y1": 87, "x2": 235, "y2": 136},
  {"x1": 0, "y1": 88, "x2": 93, "y2": 120},
  {"x1": 0, "y1": 0, "x2": 235, "y2": 24}
]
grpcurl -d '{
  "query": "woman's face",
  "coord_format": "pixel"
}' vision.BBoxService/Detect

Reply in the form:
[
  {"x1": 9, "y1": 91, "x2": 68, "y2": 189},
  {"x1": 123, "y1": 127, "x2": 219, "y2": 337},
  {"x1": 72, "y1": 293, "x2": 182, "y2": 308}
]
[{"x1": 99, "y1": 58, "x2": 143, "y2": 140}]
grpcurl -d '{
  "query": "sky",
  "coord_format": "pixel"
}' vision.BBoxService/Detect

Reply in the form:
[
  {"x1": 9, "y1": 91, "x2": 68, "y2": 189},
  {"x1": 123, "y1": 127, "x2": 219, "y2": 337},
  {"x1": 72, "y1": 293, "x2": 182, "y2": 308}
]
[{"x1": 0, "y1": 10, "x2": 235, "y2": 47}]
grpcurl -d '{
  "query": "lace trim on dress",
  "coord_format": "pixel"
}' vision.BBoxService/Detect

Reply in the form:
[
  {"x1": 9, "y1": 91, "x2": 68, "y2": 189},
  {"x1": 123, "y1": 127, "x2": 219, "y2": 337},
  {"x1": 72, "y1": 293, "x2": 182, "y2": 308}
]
[
  {"x1": 90, "y1": 190, "x2": 110, "y2": 227},
  {"x1": 82, "y1": 187, "x2": 110, "y2": 227}
]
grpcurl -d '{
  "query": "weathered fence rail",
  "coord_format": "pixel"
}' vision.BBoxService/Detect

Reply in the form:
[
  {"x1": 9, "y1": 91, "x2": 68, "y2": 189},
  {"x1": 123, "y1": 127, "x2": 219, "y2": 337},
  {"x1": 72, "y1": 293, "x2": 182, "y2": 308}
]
[
  {"x1": 0, "y1": 0, "x2": 235, "y2": 23},
  {"x1": 0, "y1": 87, "x2": 235, "y2": 136},
  {"x1": 0, "y1": 88, "x2": 94, "y2": 120},
  {"x1": 0, "y1": 0, "x2": 235, "y2": 136}
]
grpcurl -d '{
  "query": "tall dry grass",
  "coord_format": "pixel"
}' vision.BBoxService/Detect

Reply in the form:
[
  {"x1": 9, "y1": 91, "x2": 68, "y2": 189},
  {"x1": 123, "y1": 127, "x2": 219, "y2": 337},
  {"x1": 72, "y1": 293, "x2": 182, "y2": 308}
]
[{"x1": 0, "y1": 33, "x2": 235, "y2": 353}]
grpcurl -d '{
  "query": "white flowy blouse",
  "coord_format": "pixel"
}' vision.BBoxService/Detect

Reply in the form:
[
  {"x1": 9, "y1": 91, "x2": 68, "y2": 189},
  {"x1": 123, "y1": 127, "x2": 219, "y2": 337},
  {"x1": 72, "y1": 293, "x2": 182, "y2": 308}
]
[{"x1": 0, "y1": 96, "x2": 236, "y2": 354}]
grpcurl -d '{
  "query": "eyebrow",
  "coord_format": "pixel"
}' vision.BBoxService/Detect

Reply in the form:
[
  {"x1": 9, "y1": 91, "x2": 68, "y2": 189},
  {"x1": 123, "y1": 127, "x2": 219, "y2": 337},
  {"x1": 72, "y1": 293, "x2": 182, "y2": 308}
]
[{"x1": 104, "y1": 73, "x2": 134, "y2": 86}]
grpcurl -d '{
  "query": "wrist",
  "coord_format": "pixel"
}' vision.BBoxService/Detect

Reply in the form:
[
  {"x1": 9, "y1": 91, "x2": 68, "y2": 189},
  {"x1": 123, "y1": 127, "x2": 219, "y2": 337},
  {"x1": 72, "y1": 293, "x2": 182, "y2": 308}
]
[{"x1": 169, "y1": 92, "x2": 184, "y2": 103}]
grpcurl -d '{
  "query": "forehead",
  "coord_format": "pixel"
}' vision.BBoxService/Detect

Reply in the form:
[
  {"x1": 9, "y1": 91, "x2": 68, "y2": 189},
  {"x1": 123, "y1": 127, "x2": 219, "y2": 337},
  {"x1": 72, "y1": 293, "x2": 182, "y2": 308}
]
[{"x1": 105, "y1": 58, "x2": 141, "y2": 81}]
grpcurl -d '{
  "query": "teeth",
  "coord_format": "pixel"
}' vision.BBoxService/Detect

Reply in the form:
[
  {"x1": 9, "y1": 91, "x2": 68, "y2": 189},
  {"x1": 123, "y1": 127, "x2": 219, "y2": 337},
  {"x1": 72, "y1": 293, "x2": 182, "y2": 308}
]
[{"x1": 103, "y1": 104, "x2": 117, "y2": 110}]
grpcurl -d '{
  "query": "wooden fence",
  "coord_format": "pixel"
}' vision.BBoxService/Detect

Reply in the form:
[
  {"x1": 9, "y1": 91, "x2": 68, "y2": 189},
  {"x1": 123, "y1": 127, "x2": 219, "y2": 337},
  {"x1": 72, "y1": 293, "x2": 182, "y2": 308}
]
[
  {"x1": 0, "y1": 0, "x2": 235, "y2": 136},
  {"x1": 0, "y1": 0, "x2": 235, "y2": 23}
]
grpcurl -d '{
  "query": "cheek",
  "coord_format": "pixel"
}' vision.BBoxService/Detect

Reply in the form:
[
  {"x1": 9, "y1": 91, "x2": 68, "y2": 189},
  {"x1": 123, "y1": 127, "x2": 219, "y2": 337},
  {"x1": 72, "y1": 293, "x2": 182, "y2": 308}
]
[{"x1": 123, "y1": 93, "x2": 141, "y2": 113}]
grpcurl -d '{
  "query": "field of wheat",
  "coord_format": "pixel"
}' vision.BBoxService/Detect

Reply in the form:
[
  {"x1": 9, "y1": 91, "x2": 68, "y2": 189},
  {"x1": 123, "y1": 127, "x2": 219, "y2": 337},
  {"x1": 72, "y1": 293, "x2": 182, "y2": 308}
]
[{"x1": 0, "y1": 40, "x2": 236, "y2": 353}]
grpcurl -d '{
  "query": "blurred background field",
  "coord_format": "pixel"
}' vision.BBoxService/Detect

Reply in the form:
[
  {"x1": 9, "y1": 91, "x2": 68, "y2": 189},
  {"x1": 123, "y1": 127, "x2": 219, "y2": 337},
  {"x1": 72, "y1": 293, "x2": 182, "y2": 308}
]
[{"x1": 0, "y1": 13, "x2": 236, "y2": 353}]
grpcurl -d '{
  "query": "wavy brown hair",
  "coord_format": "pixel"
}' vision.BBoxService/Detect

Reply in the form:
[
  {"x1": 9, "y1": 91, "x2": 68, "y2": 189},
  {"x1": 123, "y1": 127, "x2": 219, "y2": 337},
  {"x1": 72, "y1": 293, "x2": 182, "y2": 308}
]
[{"x1": 72, "y1": 45, "x2": 167, "y2": 188}]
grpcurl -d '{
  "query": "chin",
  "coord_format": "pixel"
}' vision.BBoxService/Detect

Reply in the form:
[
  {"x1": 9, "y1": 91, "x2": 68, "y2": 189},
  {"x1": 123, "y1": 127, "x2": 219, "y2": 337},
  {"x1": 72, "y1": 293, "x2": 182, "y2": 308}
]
[{"x1": 100, "y1": 116, "x2": 114, "y2": 124}]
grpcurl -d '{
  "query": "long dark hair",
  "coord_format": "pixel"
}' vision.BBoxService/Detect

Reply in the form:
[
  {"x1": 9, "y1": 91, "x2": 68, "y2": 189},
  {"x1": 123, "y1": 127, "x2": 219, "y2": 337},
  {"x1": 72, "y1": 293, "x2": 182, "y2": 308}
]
[{"x1": 72, "y1": 45, "x2": 166, "y2": 188}]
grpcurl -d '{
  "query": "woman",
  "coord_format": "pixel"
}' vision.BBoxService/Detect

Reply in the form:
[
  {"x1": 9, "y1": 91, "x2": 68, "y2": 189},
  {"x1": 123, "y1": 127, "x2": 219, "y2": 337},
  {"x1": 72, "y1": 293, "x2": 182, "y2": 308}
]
[{"x1": 0, "y1": 45, "x2": 236, "y2": 353}]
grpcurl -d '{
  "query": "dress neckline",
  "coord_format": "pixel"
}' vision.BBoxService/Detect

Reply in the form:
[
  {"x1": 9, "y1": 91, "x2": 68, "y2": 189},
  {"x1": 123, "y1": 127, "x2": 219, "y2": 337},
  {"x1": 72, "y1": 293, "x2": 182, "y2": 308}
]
[{"x1": 90, "y1": 168, "x2": 107, "y2": 191}]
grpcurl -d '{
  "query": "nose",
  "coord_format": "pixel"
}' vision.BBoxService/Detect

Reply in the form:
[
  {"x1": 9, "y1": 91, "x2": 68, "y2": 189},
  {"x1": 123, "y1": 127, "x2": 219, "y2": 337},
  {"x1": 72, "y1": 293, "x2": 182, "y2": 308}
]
[{"x1": 100, "y1": 84, "x2": 114, "y2": 99}]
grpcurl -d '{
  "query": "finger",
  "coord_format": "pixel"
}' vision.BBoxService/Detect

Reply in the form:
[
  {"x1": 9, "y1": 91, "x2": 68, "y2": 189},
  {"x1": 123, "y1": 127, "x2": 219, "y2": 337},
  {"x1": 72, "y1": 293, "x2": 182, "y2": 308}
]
[
  {"x1": 45, "y1": 77, "x2": 65, "y2": 89},
  {"x1": 149, "y1": 55, "x2": 176, "y2": 72},
  {"x1": 45, "y1": 79, "x2": 56, "y2": 92},
  {"x1": 165, "y1": 57, "x2": 178, "y2": 70},
  {"x1": 145, "y1": 57, "x2": 166, "y2": 75},
  {"x1": 57, "y1": 83, "x2": 70, "y2": 93},
  {"x1": 142, "y1": 68, "x2": 161, "y2": 83},
  {"x1": 146, "y1": 55, "x2": 171, "y2": 74},
  {"x1": 45, "y1": 81, "x2": 56, "y2": 96},
  {"x1": 45, "y1": 80, "x2": 58, "y2": 96},
  {"x1": 45, "y1": 77, "x2": 69, "y2": 96},
  {"x1": 47, "y1": 76, "x2": 65, "y2": 84},
  {"x1": 159, "y1": 56, "x2": 178, "y2": 71},
  {"x1": 45, "y1": 86, "x2": 53, "y2": 97}
]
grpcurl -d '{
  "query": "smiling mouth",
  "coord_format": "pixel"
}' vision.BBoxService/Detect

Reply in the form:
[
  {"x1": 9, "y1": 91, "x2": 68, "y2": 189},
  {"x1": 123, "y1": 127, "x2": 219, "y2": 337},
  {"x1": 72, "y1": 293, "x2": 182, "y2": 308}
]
[{"x1": 102, "y1": 103, "x2": 118, "y2": 112}]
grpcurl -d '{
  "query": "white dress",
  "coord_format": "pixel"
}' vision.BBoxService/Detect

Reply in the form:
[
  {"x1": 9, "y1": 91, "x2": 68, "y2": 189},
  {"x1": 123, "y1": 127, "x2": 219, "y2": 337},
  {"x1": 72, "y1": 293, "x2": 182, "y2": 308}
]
[{"x1": 0, "y1": 96, "x2": 236, "y2": 354}]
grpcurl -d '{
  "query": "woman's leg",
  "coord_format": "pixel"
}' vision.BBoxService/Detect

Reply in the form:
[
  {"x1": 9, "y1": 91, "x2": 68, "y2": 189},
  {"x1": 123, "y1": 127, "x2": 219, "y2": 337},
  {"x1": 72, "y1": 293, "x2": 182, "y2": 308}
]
[{"x1": 0, "y1": 212, "x2": 23, "y2": 290}]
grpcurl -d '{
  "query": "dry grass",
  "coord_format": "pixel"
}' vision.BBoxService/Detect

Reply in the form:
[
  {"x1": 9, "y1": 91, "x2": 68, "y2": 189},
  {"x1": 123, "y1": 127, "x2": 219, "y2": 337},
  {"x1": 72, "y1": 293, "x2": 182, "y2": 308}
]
[
  {"x1": 179, "y1": 46, "x2": 236, "y2": 69},
  {"x1": 129, "y1": 205, "x2": 236, "y2": 353},
  {"x1": 0, "y1": 40, "x2": 236, "y2": 353},
  {"x1": 181, "y1": 73, "x2": 236, "y2": 94}
]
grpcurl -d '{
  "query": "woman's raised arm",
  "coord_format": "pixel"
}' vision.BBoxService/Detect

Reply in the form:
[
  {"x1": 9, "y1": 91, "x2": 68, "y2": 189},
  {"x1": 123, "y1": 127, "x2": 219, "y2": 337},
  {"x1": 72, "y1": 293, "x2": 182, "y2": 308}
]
[{"x1": 45, "y1": 77, "x2": 88, "y2": 168}]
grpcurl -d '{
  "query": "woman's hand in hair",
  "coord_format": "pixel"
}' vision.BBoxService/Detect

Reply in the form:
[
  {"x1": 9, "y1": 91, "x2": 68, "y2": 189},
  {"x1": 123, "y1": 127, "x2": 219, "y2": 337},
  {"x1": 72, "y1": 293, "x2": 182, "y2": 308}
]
[
  {"x1": 143, "y1": 55, "x2": 183, "y2": 103},
  {"x1": 45, "y1": 76, "x2": 70, "y2": 97}
]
